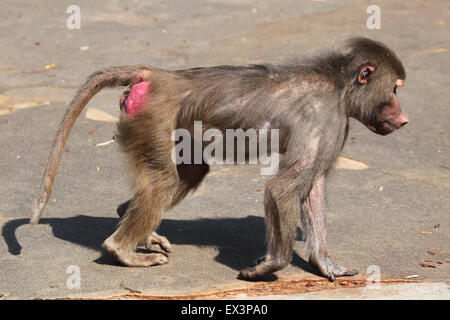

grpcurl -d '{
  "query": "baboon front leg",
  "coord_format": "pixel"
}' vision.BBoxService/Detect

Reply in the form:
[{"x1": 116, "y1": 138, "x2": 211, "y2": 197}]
[
  {"x1": 302, "y1": 175, "x2": 358, "y2": 281},
  {"x1": 240, "y1": 167, "x2": 300, "y2": 279}
]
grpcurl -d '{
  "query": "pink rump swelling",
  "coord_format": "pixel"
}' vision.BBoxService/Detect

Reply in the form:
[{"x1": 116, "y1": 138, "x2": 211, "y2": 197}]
[{"x1": 125, "y1": 81, "x2": 151, "y2": 117}]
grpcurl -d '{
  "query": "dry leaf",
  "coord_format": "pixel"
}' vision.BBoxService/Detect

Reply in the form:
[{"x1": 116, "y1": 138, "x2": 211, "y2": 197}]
[
  {"x1": 45, "y1": 63, "x2": 56, "y2": 70},
  {"x1": 13, "y1": 100, "x2": 50, "y2": 110},
  {"x1": 427, "y1": 250, "x2": 438, "y2": 255},
  {"x1": 426, "y1": 48, "x2": 447, "y2": 53},
  {"x1": 85, "y1": 108, "x2": 118, "y2": 122},
  {"x1": 333, "y1": 156, "x2": 369, "y2": 170},
  {"x1": 1, "y1": 96, "x2": 50, "y2": 115},
  {"x1": 404, "y1": 275, "x2": 419, "y2": 279},
  {"x1": 421, "y1": 231, "x2": 432, "y2": 235}
]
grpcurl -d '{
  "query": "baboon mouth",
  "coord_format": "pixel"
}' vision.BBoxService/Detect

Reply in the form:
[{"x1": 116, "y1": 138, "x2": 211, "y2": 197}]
[
  {"x1": 383, "y1": 120, "x2": 397, "y2": 131},
  {"x1": 374, "y1": 120, "x2": 397, "y2": 136},
  {"x1": 368, "y1": 120, "x2": 396, "y2": 135},
  {"x1": 371, "y1": 92, "x2": 408, "y2": 135}
]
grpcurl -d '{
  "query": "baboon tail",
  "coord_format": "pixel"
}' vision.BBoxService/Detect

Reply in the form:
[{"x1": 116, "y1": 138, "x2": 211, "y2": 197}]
[{"x1": 30, "y1": 65, "x2": 151, "y2": 224}]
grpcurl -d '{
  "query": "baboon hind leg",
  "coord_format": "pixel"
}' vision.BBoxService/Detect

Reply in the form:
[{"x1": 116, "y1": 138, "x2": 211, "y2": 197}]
[
  {"x1": 104, "y1": 125, "x2": 179, "y2": 267},
  {"x1": 116, "y1": 199, "x2": 172, "y2": 253},
  {"x1": 116, "y1": 163, "x2": 209, "y2": 255}
]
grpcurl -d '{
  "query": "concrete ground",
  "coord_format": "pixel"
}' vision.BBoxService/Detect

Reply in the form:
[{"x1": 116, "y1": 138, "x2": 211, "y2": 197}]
[{"x1": 0, "y1": 0, "x2": 448, "y2": 300}]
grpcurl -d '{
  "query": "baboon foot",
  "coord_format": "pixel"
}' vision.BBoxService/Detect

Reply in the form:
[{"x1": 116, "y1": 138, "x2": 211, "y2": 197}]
[
  {"x1": 103, "y1": 236, "x2": 168, "y2": 267},
  {"x1": 309, "y1": 255, "x2": 358, "y2": 282},
  {"x1": 239, "y1": 256, "x2": 286, "y2": 279},
  {"x1": 144, "y1": 232, "x2": 172, "y2": 253}
]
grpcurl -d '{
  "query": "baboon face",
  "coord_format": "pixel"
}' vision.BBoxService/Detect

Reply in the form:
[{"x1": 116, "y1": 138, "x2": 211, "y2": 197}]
[
  {"x1": 361, "y1": 74, "x2": 408, "y2": 136},
  {"x1": 346, "y1": 38, "x2": 408, "y2": 136},
  {"x1": 350, "y1": 67, "x2": 408, "y2": 136}
]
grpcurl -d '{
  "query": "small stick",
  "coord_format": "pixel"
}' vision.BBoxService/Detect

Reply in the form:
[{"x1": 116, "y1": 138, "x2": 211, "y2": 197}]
[{"x1": 120, "y1": 281, "x2": 142, "y2": 294}]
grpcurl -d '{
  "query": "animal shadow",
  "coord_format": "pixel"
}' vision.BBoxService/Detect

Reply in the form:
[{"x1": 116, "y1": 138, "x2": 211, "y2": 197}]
[{"x1": 2, "y1": 214, "x2": 314, "y2": 276}]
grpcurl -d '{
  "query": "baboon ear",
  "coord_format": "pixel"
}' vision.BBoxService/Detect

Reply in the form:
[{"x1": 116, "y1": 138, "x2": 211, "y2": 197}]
[{"x1": 358, "y1": 65, "x2": 375, "y2": 84}]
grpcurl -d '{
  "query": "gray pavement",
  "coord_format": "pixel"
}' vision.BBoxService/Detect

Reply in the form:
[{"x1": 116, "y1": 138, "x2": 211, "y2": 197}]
[{"x1": 0, "y1": 0, "x2": 449, "y2": 299}]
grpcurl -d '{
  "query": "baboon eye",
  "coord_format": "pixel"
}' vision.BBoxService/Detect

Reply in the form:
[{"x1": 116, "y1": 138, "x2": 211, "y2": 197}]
[{"x1": 358, "y1": 66, "x2": 375, "y2": 84}]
